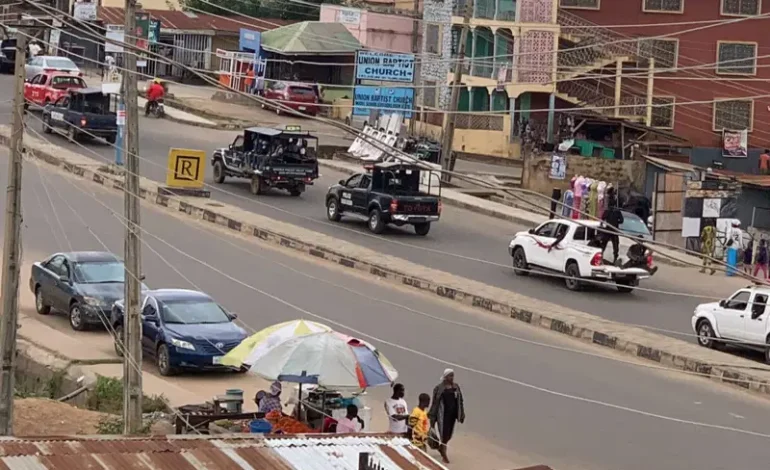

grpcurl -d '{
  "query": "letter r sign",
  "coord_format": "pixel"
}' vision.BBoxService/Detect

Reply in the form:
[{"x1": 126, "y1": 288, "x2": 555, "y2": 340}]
[{"x1": 166, "y1": 148, "x2": 207, "y2": 189}]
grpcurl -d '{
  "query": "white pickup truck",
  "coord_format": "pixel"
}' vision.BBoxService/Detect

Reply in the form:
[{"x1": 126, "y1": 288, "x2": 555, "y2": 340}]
[
  {"x1": 508, "y1": 219, "x2": 652, "y2": 293},
  {"x1": 692, "y1": 285, "x2": 770, "y2": 362}
]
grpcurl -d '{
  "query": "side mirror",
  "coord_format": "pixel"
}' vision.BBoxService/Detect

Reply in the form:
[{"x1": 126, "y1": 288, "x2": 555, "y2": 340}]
[
  {"x1": 339, "y1": 179, "x2": 346, "y2": 185},
  {"x1": 228, "y1": 312, "x2": 238, "y2": 321},
  {"x1": 139, "y1": 274, "x2": 146, "y2": 281},
  {"x1": 719, "y1": 300, "x2": 726, "y2": 308},
  {"x1": 58, "y1": 275, "x2": 71, "y2": 284},
  {"x1": 528, "y1": 228, "x2": 535, "y2": 234}
]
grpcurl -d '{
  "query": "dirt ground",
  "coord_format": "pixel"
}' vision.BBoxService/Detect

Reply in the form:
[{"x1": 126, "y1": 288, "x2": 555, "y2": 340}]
[{"x1": 14, "y1": 398, "x2": 109, "y2": 436}]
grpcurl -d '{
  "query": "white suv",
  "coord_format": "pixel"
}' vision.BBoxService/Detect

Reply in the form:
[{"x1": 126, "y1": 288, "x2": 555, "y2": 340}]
[{"x1": 692, "y1": 285, "x2": 770, "y2": 362}]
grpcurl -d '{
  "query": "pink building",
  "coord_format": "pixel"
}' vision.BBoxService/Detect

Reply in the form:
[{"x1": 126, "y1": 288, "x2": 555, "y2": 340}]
[{"x1": 319, "y1": 4, "x2": 416, "y2": 54}]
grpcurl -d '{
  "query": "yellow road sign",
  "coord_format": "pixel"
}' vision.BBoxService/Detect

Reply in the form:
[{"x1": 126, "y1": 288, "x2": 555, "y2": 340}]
[{"x1": 166, "y1": 148, "x2": 206, "y2": 189}]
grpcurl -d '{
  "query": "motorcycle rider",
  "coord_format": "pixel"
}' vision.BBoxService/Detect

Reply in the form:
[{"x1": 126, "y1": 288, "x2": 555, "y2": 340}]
[{"x1": 145, "y1": 78, "x2": 165, "y2": 116}]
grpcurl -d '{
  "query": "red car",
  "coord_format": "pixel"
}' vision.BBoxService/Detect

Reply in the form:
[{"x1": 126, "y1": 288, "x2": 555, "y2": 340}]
[
  {"x1": 24, "y1": 72, "x2": 86, "y2": 108},
  {"x1": 262, "y1": 81, "x2": 319, "y2": 116}
]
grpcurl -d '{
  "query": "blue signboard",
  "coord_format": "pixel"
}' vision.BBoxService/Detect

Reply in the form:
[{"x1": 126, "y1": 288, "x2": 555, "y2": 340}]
[
  {"x1": 356, "y1": 51, "x2": 415, "y2": 83},
  {"x1": 239, "y1": 28, "x2": 261, "y2": 52},
  {"x1": 353, "y1": 86, "x2": 414, "y2": 118}
]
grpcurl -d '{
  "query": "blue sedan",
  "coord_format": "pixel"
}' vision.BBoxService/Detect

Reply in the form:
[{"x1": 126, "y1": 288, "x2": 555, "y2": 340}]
[
  {"x1": 110, "y1": 289, "x2": 248, "y2": 376},
  {"x1": 29, "y1": 251, "x2": 146, "y2": 331}
]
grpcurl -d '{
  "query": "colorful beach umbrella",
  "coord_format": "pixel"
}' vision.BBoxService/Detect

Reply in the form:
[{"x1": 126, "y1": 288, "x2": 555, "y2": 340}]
[
  {"x1": 221, "y1": 320, "x2": 332, "y2": 367},
  {"x1": 247, "y1": 331, "x2": 398, "y2": 389}
]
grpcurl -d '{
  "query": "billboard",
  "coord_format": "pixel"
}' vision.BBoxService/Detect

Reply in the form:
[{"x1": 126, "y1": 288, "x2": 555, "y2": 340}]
[
  {"x1": 353, "y1": 86, "x2": 414, "y2": 118},
  {"x1": 356, "y1": 51, "x2": 415, "y2": 83},
  {"x1": 239, "y1": 28, "x2": 261, "y2": 52}
]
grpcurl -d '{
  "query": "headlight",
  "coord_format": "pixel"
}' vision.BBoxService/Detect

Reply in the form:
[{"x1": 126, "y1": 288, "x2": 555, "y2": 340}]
[
  {"x1": 170, "y1": 338, "x2": 195, "y2": 351},
  {"x1": 83, "y1": 297, "x2": 102, "y2": 307}
]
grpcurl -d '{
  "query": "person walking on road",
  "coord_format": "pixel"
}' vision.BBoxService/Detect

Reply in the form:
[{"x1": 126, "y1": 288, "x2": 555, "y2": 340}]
[
  {"x1": 754, "y1": 239, "x2": 768, "y2": 279},
  {"x1": 429, "y1": 369, "x2": 465, "y2": 464},
  {"x1": 760, "y1": 149, "x2": 770, "y2": 175},
  {"x1": 743, "y1": 241, "x2": 754, "y2": 274},
  {"x1": 601, "y1": 198, "x2": 624, "y2": 264},
  {"x1": 408, "y1": 393, "x2": 431, "y2": 450},
  {"x1": 385, "y1": 383, "x2": 409, "y2": 435},
  {"x1": 699, "y1": 224, "x2": 716, "y2": 275}
]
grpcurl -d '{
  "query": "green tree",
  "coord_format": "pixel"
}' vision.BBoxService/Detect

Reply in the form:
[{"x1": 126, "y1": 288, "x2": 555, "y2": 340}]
[{"x1": 183, "y1": 0, "x2": 342, "y2": 20}]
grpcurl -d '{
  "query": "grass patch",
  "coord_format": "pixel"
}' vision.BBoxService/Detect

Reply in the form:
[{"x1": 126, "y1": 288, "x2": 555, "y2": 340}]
[{"x1": 86, "y1": 376, "x2": 169, "y2": 415}]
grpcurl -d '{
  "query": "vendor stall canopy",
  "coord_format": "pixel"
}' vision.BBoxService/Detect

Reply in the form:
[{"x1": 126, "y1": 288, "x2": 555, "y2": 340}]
[
  {"x1": 261, "y1": 21, "x2": 361, "y2": 55},
  {"x1": 0, "y1": 434, "x2": 448, "y2": 470}
]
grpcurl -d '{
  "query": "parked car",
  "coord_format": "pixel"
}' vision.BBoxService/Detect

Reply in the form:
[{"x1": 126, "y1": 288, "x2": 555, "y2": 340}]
[
  {"x1": 619, "y1": 211, "x2": 652, "y2": 241},
  {"x1": 110, "y1": 289, "x2": 248, "y2": 376},
  {"x1": 42, "y1": 88, "x2": 118, "y2": 143},
  {"x1": 693, "y1": 285, "x2": 770, "y2": 362},
  {"x1": 262, "y1": 81, "x2": 320, "y2": 116},
  {"x1": 24, "y1": 71, "x2": 86, "y2": 108},
  {"x1": 0, "y1": 37, "x2": 17, "y2": 73},
  {"x1": 29, "y1": 251, "x2": 146, "y2": 331},
  {"x1": 25, "y1": 56, "x2": 80, "y2": 80},
  {"x1": 508, "y1": 219, "x2": 653, "y2": 292}
]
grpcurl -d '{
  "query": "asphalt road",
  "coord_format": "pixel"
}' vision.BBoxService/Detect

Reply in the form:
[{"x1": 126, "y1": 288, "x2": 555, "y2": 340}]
[
  {"x1": 0, "y1": 74, "x2": 746, "y2": 340},
  {"x1": 9, "y1": 148, "x2": 770, "y2": 470}
]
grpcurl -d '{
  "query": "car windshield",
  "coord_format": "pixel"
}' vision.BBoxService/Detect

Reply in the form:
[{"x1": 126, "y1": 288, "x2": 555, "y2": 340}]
[
  {"x1": 46, "y1": 58, "x2": 77, "y2": 68},
  {"x1": 73, "y1": 261, "x2": 124, "y2": 283},
  {"x1": 620, "y1": 213, "x2": 650, "y2": 235},
  {"x1": 51, "y1": 76, "x2": 85, "y2": 89},
  {"x1": 159, "y1": 299, "x2": 230, "y2": 324},
  {"x1": 289, "y1": 86, "x2": 315, "y2": 96}
]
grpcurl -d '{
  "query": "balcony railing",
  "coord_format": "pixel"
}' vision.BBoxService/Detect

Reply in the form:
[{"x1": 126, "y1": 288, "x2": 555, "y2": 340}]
[
  {"x1": 472, "y1": 58, "x2": 494, "y2": 79},
  {"x1": 456, "y1": 114, "x2": 505, "y2": 131}
]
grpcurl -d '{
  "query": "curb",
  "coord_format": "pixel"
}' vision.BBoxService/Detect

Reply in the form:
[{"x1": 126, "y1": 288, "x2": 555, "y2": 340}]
[
  {"x1": 318, "y1": 159, "x2": 692, "y2": 269},
  {"x1": 9, "y1": 131, "x2": 770, "y2": 399}
]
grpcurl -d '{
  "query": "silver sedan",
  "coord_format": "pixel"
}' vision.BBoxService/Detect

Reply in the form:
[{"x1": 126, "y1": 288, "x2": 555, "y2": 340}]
[{"x1": 25, "y1": 56, "x2": 80, "y2": 80}]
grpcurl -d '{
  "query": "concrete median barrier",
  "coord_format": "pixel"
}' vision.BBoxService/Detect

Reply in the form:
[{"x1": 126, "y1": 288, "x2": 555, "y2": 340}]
[{"x1": 4, "y1": 125, "x2": 770, "y2": 398}]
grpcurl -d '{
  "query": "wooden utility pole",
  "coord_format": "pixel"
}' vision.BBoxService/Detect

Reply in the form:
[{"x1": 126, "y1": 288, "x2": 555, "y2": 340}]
[
  {"x1": 439, "y1": 0, "x2": 472, "y2": 183},
  {"x1": 0, "y1": 31, "x2": 27, "y2": 436},
  {"x1": 408, "y1": 0, "x2": 420, "y2": 135},
  {"x1": 122, "y1": 0, "x2": 143, "y2": 434}
]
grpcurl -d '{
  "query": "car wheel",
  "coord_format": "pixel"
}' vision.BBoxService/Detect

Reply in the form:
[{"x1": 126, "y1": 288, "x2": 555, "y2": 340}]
[
  {"x1": 512, "y1": 247, "x2": 530, "y2": 276},
  {"x1": 42, "y1": 115, "x2": 52, "y2": 134},
  {"x1": 368, "y1": 208, "x2": 385, "y2": 234},
  {"x1": 34, "y1": 286, "x2": 51, "y2": 315},
  {"x1": 765, "y1": 337, "x2": 770, "y2": 364},
  {"x1": 113, "y1": 324, "x2": 124, "y2": 357},
  {"x1": 326, "y1": 197, "x2": 342, "y2": 222},
  {"x1": 616, "y1": 281, "x2": 635, "y2": 293},
  {"x1": 289, "y1": 188, "x2": 302, "y2": 197},
  {"x1": 105, "y1": 134, "x2": 116, "y2": 145},
  {"x1": 564, "y1": 262, "x2": 582, "y2": 291},
  {"x1": 69, "y1": 302, "x2": 86, "y2": 331},
  {"x1": 250, "y1": 176, "x2": 263, "y2": 195},
  {"x1": 213, "y1": 160, "x2": 226, "y2": 184},
  {"x1": 157, "y1": 344, "x2": 176, "y2": 376},
  {"x1": 697, "y1": 320, "x2": 718, "y2": 349},
  {"x1": 413, "y1": 222, "x2": 431, "y2": 236}
]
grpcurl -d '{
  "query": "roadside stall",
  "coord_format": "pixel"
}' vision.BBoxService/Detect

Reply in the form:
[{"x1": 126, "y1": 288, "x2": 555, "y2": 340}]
[{"x1": 216, "y1": 49, "x2": 266, "y2": 93}]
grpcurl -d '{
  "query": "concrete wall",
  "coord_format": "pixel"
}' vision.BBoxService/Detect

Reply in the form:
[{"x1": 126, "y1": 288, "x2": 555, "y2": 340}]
[
  {"x1": 420, "y1": 0, "x2": 453, "y2": 110},
  {"x1": 525, "y1": 152, "x2": 643, "y2": 195},
  {"x1": 414, "y1": 116, "x2": 521, "y2": 159},
  {"x1": 320, "y1": 5, "x2": 416, "y2": 53}
]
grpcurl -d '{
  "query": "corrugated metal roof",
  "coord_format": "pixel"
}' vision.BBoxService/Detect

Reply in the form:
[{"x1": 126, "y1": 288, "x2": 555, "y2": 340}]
[
  {"x1": 97, "y1": 7, "x2": 295, "y2": 33},
  {"x1": 0, "y1": 435, "x2": 447, "y2": 470}
]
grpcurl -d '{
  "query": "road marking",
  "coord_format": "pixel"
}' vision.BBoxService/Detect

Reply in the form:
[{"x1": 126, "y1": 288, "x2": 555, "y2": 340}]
[{"x1": 729, "y1": 413, "x2": 745, "y2": 419}]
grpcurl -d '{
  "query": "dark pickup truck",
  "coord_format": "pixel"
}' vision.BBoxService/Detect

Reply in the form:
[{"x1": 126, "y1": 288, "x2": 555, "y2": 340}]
[
  {"x1": 0, "y1": 38, "x2": 16, "y2": 73},
  {"x1": 325, "y1": 162, "x2": 442, "y2": 236},
  {"x1": 212, "y1": 126, "x2": 320, "y2": 197},
  {"x1": 41, "y1": 88, "x2": 117, "y2": 144}
]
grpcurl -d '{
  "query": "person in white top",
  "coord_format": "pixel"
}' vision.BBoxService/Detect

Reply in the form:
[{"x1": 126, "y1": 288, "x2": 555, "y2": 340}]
[
  {"x1": 384, "y1": 383, "x2": 409, "y2": 434},
  {"x1": 28, "y1": 42, "x2": 41, "y2": 57},
  {"x1": 335, "y1": 404, "x2": 364, "y2": 433}
]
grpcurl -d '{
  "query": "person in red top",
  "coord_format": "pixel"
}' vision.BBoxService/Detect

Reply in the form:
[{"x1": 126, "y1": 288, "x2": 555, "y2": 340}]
[
  {"x1": 145, "y1": 79, "x2": 165, "y2": 116},
  {"x1": 759, "y1": 149, "x2": 770, "y2": 175}
]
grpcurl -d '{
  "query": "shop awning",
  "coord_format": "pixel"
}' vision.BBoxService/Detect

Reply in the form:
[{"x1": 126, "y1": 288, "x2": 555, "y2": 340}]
[{"x1": 261, "y1": 21, "x2": 361, "y2": 55}]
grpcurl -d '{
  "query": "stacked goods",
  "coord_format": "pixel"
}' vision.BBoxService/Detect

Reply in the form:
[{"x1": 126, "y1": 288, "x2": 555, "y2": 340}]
[{"x1": 265, "y1": 410, "x2": 314, "y2": 434}]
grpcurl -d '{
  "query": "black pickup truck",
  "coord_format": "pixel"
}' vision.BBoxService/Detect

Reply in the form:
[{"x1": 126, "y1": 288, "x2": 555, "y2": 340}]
[
  {"x1": 41, "y1": 88, "x2": 117, "y2": 144},
  {"x1": 0, "y1": 37, "x2": 16, "y2": 73},
  {"x1": 325, "y1": 162, "x2": 442, "y2": 236},
  {"x1": 212, "y1": 127, "x2": 320, "y2": 197}
]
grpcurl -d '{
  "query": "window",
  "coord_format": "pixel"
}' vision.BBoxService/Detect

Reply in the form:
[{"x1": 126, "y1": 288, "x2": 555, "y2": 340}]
[
  {"x1": 651, "y1": 96, "x2": 675, "y2": 129},
  {"x1": 345, "y1": 174, "x2": 363, "y2": 187},
  {"x1": 717, "y1": 42, "x2": 757, "y2": 75},
  {"x1": 451, "y1": 28, "x2": 460, "y2": 56},
  {"x1": 637, "y1": 39, "x2": 678, "y2": 69},
  {"x1": 559, "y1": 0, "x2": 600, "y2": 8},
  {"x1": 45, "y1": 255, "x2": 67, "y2": 277},
  {"x1": 359, "y1": 174, "x2": 371, "y2": 188},
  {"x1": 752, "y1": 293, "x2": 767, "y2": 319},
  {"x1": 721, "y1": 0, "x2": 760, "y2": 16},
  {"x1": 423, "y1": 81, "x2": 437, "y2": 108},
  {"x1": 725, "y1": 290, "x2": 751, "y2": 310},
  {"x1": 534, "y1": 222, "x2": 558, "y2": 238},
  {"x1": 73, "y1": 261, "x2": 125, "y2": 284},
  {"x1": 713, "y1": 99, "x2": 753, "y2": 131},
  {"x1": 643, "y1": 0, "x2": 683, "y2": 12},
  {"x1": 573, "y1": 226, "x2": 598, "y2": 241},
  {"x1": 425, "y1": 24, "x2": 441, "y2": 54}
]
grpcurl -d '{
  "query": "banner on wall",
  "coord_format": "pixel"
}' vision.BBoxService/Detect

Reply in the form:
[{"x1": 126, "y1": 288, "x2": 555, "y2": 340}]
[
  {"x1": 353, "y1": 86, "x2": 414, "y2": 118},
  {"x1": 722, "y1": 129, "x2": 748, "y2": 158},
  {"x1": 355, "y1": 51, "x2": 415, "y2": 83}
]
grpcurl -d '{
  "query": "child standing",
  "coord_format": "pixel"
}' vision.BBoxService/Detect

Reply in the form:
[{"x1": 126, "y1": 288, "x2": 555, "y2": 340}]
[{"x1": 407, "y1": 393, "x2": 431, "y2": 451}]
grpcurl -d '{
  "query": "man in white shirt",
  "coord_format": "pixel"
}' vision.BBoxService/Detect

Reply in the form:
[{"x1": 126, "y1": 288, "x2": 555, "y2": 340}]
[
  {"x1": 28, "y1": 42, "x2": 41, "y2": 57},
  {"x1": 384, "y1": 383, "x2": 409, "y2": 435},
  {"x1": 335, "y1": 404, "x2": 364, "y2": 433}
]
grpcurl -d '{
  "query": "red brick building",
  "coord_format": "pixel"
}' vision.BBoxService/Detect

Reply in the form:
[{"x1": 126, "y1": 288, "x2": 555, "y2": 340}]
[{"x1": 556, "y1": 0, "x2": 770, "y2": 172}]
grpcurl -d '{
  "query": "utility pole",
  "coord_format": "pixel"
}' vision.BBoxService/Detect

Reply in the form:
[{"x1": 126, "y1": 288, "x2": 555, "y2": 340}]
[
  {"x1": 0, "y1": 31, "x2": 27, "y2": 436},
  {"x1": 439, "y1": 0, "x2": 472, "y2": 183},
  {"x1": 408, "y1": 0, "x2": 420, "y2": 136},
  {"x1": 122, "y1": 0, "x2": 143, "y2": 434}
]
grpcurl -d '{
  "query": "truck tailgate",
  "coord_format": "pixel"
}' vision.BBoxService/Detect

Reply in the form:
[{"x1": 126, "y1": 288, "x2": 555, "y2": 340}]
[
  {"x1": 271, "y1": 164, "x2": 318, "y2": 179},
  {"x1": 395, "y1": 197, "x2": 439, "y2": 215},
  {"x1": 599, "y1": 266, "x2": 650, "y2": 276},
  {"x1": 83, "y1": 113, "x2": 117, "y2": 129}
]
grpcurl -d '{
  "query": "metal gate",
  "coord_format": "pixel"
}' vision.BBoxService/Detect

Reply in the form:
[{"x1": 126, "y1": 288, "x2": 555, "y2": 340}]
[
  {"x1": 171, "y1": 33, "x2": 211, "y2": 79},
  {"x1": 651, "y1": 172, "x2": 685, "y2": 247}
]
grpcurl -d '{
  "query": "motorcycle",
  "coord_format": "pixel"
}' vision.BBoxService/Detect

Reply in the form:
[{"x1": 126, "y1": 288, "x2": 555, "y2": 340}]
[{"x1": 147, "y1": 99, "x2": 165, "y2": 118}]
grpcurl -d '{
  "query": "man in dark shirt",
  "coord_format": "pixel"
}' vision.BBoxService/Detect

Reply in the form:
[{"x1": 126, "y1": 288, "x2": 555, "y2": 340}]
[{"x1": 602, "y1": 200, "x2": 624, "y2": 264}]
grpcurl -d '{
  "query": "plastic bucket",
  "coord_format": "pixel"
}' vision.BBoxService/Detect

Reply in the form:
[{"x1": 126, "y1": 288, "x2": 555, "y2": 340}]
[
  {"x1": 249, "y1": 419, "x2": 273, "y2": 434},
  {"x1": 225, "y1": 389, "x2": 244, "y2": 413}
]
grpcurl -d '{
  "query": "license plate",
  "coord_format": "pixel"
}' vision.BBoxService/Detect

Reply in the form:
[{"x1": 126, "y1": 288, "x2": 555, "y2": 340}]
[
  {"x1": 213, "y1": 356, "x2": 223, "y2": 365},
  {"x1": 412, "y1": 217, "x2": 426, "y2": 223},
  {"x1": 299, "y1": 106, "x2": 306, "y2": 111}
]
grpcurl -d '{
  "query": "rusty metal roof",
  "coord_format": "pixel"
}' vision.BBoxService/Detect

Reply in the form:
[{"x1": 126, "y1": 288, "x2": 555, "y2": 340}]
[{"x1": 0, "y1": 434, "x2": 448, "y2": 470}]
